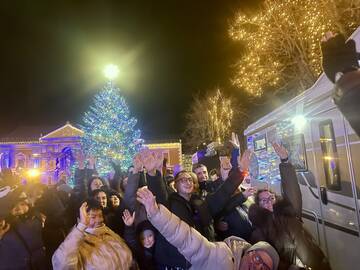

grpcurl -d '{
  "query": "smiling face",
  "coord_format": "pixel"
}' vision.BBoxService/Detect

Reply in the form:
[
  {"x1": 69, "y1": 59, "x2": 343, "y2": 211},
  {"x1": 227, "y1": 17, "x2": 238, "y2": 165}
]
[
  {"x1": 90, "y1": 178, "x2": 104, "y2": 191},
  {"x1": 95, "y1": 191, "x2": 107, "y2": 208},
  {"x1": 258, "y1": 191, "x2": 276, "y2": 212},
  {"x1": 140, "y1": 229, "x2": 155, "y2": 249},
  {"x1": 11, "y1": 201, "x2": 29, "y2": 216},
  {"x1": 88, "y1": 209, "x2": 104, "y2": 229},
  {"x1": 194, "y1": 165, "x2": 209, "y2": 182},
  {"x1": 110, "y1": 195, "x2": 120, "y2": 208},
  {"x1": 239, "y1": 250, "x2": 273, "y2": 270},
  {"x1": 175, "y1": 172, "x2": 194, "y2": 198}
]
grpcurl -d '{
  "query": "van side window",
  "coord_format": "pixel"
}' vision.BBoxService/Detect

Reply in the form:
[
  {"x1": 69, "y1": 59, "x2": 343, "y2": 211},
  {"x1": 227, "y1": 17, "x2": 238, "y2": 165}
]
[{"x1": 319, "y1": 120, "x2": 341, "y2": 190}]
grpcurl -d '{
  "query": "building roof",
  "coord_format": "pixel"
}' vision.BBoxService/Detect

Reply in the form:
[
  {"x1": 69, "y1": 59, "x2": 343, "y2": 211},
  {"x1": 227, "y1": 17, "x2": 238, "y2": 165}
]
[
  {"x1": 40, "y1": 122, "x2": 84, "y2": 140},
  {"x1": 0, "y1": 122, "x2": 83, "y2": 143}
]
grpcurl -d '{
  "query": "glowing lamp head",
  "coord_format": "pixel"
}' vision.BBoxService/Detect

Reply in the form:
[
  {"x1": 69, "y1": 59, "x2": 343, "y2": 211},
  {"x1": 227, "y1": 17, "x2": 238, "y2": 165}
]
[
  {"x1": 291, "y1": 115, "x2": 307, "y2": 130},
  {"x1": 27, "y1": 169, "x2": 40, "y2": 178},
  {"x1": 103, "y1": 64, "x2": 119, "y2": 80}
]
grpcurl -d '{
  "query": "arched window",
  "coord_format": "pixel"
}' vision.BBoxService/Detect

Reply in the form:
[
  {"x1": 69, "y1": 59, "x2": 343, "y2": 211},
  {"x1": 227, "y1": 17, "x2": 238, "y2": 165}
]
[{"x1": 15, "y1": 153, "x2": 26, "y2": 169}]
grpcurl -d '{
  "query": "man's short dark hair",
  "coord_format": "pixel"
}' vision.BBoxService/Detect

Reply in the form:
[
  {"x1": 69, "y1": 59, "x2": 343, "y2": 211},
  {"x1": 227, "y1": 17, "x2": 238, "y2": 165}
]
[
  {"x1": 85, "y1": 198, "x2": 103, "y2": 212},
  {"x1": 90, "y1": 188, "x2": 108, "y2": 199},
  {"x1": 192, "y1": 163, "x2": 207, "y2": 172}
]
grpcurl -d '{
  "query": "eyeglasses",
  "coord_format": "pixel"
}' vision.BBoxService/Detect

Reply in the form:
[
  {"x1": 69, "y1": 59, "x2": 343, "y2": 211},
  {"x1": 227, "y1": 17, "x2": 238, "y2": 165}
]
[
  {"x1": 248, "y1": 251, "x2": 272, "y2": 270},
  {"x1": 259, "y1": 195, "x2": 276, "y2": 205},
  {"x1": 177, "y1": 177, "x2": 193, "y2": 184}
]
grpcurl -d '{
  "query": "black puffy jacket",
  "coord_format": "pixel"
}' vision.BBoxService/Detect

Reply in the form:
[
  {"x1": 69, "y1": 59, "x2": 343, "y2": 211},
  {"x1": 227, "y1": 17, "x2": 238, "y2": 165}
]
[{"x1": 249, "y1": 162, "x2": 331, "y2": 270}]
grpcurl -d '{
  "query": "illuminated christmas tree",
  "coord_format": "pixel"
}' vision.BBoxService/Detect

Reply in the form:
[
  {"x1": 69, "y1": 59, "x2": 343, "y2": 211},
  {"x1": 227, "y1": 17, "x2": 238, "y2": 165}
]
[{"x1": 80, "y1": 82, "x2": 141, "y2": 175}]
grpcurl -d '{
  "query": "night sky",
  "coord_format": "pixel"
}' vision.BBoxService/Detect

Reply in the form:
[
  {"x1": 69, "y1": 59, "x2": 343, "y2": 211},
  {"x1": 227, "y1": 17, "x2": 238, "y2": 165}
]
[{"x1": 0, "y1": 0, "x2": 259, "y2": 141}]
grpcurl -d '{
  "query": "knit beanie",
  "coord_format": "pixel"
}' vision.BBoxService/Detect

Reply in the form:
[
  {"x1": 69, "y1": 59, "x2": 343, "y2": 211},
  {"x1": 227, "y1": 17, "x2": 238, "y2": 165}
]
[{"x1": 246, "y1": 241, "x2": 279, "y2": 270}]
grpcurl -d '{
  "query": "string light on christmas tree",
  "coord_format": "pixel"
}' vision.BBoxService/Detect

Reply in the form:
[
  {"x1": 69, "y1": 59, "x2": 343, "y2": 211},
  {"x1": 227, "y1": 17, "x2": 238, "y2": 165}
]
[
  {"x1": 229, "y1": 0, "x2": 360, "y2": 97},
  {"x1": 80, "y1": 82, "x2": 142, "y2": 175}
]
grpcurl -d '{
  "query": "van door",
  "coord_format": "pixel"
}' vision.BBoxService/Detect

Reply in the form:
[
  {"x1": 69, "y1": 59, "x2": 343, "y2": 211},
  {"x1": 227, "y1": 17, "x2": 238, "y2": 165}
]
[{"x1": 310, "y1": 108, "x2": 360, "y2": 270}]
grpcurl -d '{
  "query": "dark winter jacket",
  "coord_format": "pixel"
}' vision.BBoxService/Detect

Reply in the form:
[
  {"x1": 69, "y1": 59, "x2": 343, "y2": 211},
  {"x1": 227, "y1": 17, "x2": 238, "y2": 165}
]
[
  {"x1": 65, "y1": 168, "x2": 98, "y2": 227},
  {"x1": 35, "y1": 187, "x2": 69, "y2": 268},
  {"x1": 122, "y1": 172, "x2": 148, "y2": 226},
  {"x1": 321, "y1": 33, "x2": 360, "y2": 136},
  {"x1": 0, "y1": 211, "x2": 47, "y2": 270},
  {"x1": 249, "y1": 162, "x2": 331, "y2": 270},
  {"x1": 216, "y1": 192, "x2": 253, "y2": 242},
  {"x1": 147, "y1": 168, "x2": 245, "y2": 269},
  {"x1": 123, "y1": 223, "x2": 156, "y2": 270},
  {"x1": 103, "y1": 206, "x2": 125, "y2": 236},
  {"x1": 198, "y1": 178, "x2": 223, "y2": 195}
]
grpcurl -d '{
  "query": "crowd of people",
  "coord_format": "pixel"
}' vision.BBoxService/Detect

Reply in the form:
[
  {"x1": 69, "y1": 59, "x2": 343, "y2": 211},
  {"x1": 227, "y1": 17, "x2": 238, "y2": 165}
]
[
  {"x1": 1, "y1": 31, "x2": 360, "y2": 270},
  {"x1": 0, "y1": 138, "x2": 331, "y2": 270}
]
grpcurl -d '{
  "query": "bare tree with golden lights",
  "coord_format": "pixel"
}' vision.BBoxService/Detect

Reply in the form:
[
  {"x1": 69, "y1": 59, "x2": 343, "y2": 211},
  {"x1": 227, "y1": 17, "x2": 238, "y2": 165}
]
[
  {"x1": 183, "y1": 89, "x2": 247, "y2": 152},
  {"x1": 229, "y1": 0, "x2": 360, "y2": 97}
]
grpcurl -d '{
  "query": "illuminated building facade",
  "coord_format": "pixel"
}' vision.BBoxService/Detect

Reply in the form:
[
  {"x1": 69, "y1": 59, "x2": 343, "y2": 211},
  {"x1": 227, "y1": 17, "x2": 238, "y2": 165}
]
[
  {"x1": 0, "y1": 123, "x2": 83, "y2": 184},
  {"x1": 0, "y1": 123, "x2": 182, "y2": 184}
]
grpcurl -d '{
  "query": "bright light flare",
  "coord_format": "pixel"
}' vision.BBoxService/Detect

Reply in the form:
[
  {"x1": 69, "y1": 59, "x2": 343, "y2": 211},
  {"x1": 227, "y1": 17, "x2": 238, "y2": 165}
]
[
  {"x1": 27, "y1": 169, "x2": 40, "y2": 178},
  {"x1": 103, "y1": 64, "x2": 119, "y2": 80},
  {"x1": 291, "y1": 115, "x2": 307, "y2": 130}
]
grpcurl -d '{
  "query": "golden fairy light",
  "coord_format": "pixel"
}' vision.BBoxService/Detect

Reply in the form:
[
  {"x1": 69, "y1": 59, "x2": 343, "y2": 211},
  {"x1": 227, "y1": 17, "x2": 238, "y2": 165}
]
[
  {"x1": 229, "y1": 0, "x2": 360, "y2": 97},
  {"x1": 207, "y1": 89, "x2": 233, "y2": 143}
]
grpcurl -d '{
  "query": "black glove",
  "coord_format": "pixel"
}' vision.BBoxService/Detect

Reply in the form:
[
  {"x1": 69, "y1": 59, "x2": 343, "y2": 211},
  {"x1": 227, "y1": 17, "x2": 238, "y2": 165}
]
[
  {"x1": 321, "y1": 33, "x2": 359, "y2": 83},
  {"x1": 334, "y1": 70, "x2": 360, "y2": 136}
]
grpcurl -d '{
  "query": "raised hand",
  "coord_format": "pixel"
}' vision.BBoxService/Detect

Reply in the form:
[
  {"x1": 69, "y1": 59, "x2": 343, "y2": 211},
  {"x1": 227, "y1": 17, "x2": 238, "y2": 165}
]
[
  {"x1": 229, "y1": 132, "x2": 240, "y2": 149},
  {"x1": 220, "y1": 156, "x2": 232, "y2": 180},
  {"x1": 321, "y1": 31, "x2": 336, "y2": 43},
  {"x1": 122, "y1": 209, "x2": 136, "y2": 227},
  {"x1": 220, "y1": 156, "x2": 232, "y2": 170},
  {"x1": 0, "y1": 220, "x2": 10, "y2": 240},
  {"x1": 242, "y1": 187, "x2": 257, "y2": 199},
  {"x1": 272, "y1": 142, "x2": 288, "y2": 160},
  {"x1": 88, "y1": 156, "x2": 96, "y2": 169},
  {"x1": 133, "y1": 153, "x2": 143, "y2": 174},
  {"x1": 142, "y1": 150, "x2": 158, "y2": 175},
  {"x1": 79, "y1": 202, "x2": 90, "y2": 227},
  {"x1": 154, "y1": 150, "x2": 164, "y2": 173},
  {"x1": 76, "y1": 151, "x2": 86, "y2": 170},
  {"x1": 238, "y1": 149, "x2": 252, "y2": 172},
  {"x1": 136, "y1": 187, "x2": 159, "y2": 217}
]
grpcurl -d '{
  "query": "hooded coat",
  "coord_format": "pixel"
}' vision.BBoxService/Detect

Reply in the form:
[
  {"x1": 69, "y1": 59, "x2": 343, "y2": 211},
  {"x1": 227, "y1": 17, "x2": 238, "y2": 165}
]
[
  {"x1": 148, "y1": 204, "x2": 252, "y2": 270},
  {"x1": 147, "y1": 168, "x2": 245, "y2": 269}
]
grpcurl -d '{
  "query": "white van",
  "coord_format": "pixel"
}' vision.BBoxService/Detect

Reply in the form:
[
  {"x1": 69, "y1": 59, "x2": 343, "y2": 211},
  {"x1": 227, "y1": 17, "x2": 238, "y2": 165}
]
[{"x1": 244, "y1": 29, "x2": 360, "y2": 270}]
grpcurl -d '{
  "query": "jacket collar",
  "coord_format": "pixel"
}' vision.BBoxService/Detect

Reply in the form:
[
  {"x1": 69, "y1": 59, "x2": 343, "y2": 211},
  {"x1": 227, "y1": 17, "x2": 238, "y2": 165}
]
[
  {"x1": 85, "y1": 224, "x2": 110, "y2": 236},
  {"x1": 224, "y1": 236, "x2": 251, "y2": 270}
]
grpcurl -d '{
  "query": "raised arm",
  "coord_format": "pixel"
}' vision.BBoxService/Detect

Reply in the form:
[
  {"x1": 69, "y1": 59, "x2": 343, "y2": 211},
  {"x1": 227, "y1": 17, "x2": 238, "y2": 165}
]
[
  {"x1": 123, "y1": 173, "x2": 139, "y2": 211},
  {"x1": 146, "y1": 170, "x2": 169, "y2": 206},
  {"x1": 273, "y1": 143, "x2": 302, "y2": 218},
  {"x1": 206, "y1": 150, "x2": 252, "y2": 217},
  {"x1": 136, "y1": 187, "x2": 232, "y2": 269},
  {"x1": 52, "y1": 203, "x2": 89, "y2": 270},
  {"x1": 142, "y1": 149, "x2": 170, "y2": 206}
]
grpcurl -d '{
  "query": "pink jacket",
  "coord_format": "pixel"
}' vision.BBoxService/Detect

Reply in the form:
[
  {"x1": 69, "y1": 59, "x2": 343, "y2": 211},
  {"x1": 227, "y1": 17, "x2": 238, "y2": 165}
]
[
  {"x1": 148, "y1": 205, "x2": 251, "y2": 270},
  {"x1": 52, "y1": 224, "x2": 132, "y2": 270}
]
